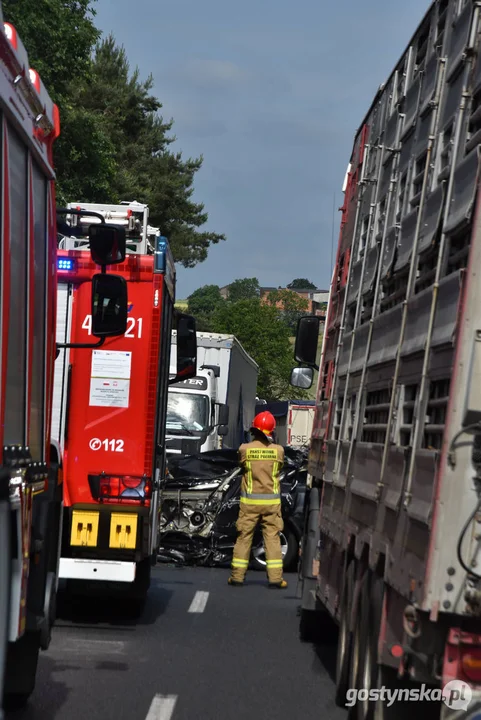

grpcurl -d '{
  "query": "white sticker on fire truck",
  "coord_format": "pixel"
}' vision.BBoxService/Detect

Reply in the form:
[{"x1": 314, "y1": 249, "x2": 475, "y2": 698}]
[
  {"x1": 89, "y1": 350, "x2": 132, "y2": 408},
  {"x1": 91, "y1": 350, "x2": 132, "y2": 379},
  {"x1": 89, "y1": 378, "x2": 130, "y2": 408}
]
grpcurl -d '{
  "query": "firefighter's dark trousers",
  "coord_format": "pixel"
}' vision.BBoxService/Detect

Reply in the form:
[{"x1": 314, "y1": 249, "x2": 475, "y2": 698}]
[{"x1": 231, "y1": 502, "x2": 284, "y2": 583}]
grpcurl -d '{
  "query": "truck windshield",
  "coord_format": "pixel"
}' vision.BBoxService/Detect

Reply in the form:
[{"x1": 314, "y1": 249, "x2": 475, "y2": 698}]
[{"x1": 167, "y1": 393, "x2": 210, "y2": 433}]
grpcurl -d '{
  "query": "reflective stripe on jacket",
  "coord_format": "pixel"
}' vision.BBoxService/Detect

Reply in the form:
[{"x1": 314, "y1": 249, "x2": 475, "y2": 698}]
[{"x1": 238, "y1": 440, "x2": 284, "y2": 505}]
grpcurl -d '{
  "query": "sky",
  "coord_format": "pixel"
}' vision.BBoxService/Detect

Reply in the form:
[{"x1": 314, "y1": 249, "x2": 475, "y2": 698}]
[{"x1": 95, "y1": 0, "x2": 429, "y2": 298}]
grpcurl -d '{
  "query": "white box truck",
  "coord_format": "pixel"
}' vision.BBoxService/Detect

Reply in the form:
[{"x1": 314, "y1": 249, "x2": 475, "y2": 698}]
[
  {"x1": 167, "y1": 332, "x2": 259, "y2": 455},
  {"x1": 255, "y1": 400, "x2": 315, "y2": 448}
]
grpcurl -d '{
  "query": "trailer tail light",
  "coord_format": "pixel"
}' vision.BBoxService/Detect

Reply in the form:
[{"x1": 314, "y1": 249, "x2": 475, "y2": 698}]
[
  {"x1": 461, "y1": 649, "x2": 481, "y2": 683},
  {"x1": 88, "y1": 474, "x2": 152, "y2": 505}
]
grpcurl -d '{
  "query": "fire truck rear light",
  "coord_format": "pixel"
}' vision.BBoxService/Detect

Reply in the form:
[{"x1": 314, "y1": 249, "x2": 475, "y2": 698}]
[
  {"x1": 89, "y1": 474, "x2": 152, "y2": 503},
  {"x1": 122, "y1": 476, "x2": 142, "y2": 489},
  {"x1": 461, "y1": 649, "x2": 481, "y2": 682}
]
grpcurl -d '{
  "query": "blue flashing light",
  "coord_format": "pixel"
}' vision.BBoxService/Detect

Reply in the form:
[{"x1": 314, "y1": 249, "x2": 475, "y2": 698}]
[
  {"x1": 154, "y1": 236, "x2": 168, "y2": 273},
  {"x1": 57, "y1": 258, "x2": 75, "y2": 272}
]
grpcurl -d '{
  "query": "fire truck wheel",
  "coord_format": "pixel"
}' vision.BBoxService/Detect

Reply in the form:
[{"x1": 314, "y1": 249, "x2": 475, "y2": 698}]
[
  {"x1": 3, "y1": 631, "x2": 41, "y2": 709},
  {"x1": 126, "y1": 558, "x2": 151, "y2": 618},
  {"x1": 335, "y1": 559, "x2": 355, "y2": 707},
  {"x1": 356, "y1": 570, "x2": 384, "y2": 720}
]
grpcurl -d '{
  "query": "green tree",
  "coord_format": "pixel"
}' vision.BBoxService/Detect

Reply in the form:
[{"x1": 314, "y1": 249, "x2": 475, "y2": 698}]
[
  {"x1": 3, "y1": 4, "x2": 226, "y2": 267},
  {"x1": 188, "y1": 284, "x2": 224, "y2": 331},
  {"x1": 226, "y1": 277, "x2": 260, "y2": 302},
  {"x1": 267, "y1": 288, "x2": 309, "y2": 333},
  {"x1": 212, "y1": 298, "x2": 308, "y2": 400},
  {"x1": 287, "y1": 278, "x2": 317, "y2": 290}
]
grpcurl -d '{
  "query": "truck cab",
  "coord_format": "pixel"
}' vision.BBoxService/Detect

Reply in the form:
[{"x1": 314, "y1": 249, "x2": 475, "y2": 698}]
[{"x1": 166, "y1": 368, "x2": 229, "y2": 456}]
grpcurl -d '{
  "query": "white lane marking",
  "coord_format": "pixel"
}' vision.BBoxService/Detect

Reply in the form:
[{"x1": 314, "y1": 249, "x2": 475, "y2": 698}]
[
  {"x1": 145, "y1": 694, "x2": 177, "y2": 720},
  {"x1": 188, "y1": 590, "x2": 209, "y2": 613}
]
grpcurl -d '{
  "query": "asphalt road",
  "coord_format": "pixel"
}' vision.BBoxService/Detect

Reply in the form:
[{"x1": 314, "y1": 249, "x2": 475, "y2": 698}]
[{"x1": 6, "y1": 567, "x2": 347, "y2": 720}]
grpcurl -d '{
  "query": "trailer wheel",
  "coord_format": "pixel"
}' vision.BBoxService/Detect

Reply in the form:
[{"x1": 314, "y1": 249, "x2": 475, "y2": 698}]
[
  {"x1": 335, "y1": 560, "x2": 355, "y2": 707},
  {"x1": 357, "y1": 570, "x2": 384, "y2": 720},
  {"x1": 346, "y1": 570, "x2": 365, "y2": 719},
  {"x1": 3, "y1": 631, "x2": 41, "y2": 709}
]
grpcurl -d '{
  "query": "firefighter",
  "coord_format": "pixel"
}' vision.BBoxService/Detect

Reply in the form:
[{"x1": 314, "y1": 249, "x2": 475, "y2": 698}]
[{"x1": 228, "y1": 411, "x2": 287, "y2": 589}]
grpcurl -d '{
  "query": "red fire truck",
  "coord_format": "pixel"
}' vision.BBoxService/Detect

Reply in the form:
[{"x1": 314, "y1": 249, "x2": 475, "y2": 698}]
[
  {"x1": 53, "y1": 201, "x2": 196, "y2": 611},
  {"x1": 0, "y1": 12, "x2": 129, "y2": 715}
]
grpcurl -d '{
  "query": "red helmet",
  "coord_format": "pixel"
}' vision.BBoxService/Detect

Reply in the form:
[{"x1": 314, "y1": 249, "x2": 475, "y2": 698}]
[{"x1": 251, "y1": 411, "x2": 276, "y2": 437}]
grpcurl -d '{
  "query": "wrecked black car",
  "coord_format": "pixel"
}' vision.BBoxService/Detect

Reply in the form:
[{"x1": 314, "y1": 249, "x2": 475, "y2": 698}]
[{"x1": 158, "y1": 446, "x2": 308, "y2": 571}]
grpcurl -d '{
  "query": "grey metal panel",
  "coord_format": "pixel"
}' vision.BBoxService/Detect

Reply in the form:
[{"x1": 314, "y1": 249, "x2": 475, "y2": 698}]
[
  {"x1": 349, "y1": 443, "x2": 383, "y2": 501},
  {"x1": 402, "y1": 75, "x2": 421, "y2": 137},
  {"x1": 446, "y1": 0, "x2": 473, "y2": 81},
  {"x1": 399, "y1": 352, "x2": 424, "y2": 385},
  {"x1": 431, "y1": 270, "x2": 462, "y2": 348},
  {"x1": 394, "y1": 208, "x2": 418, "y2": 271},
  {"x1": 406, "y1": 450, "x2": 439, "y2": 525},
  {"x1": 383, "y1": 447, "x2": 407, "y2": 511},
  {"x1": 369, "y1": 304, "x2": 403, "y2": 367},
  {"x1": 370, "y1": 97, "x2": 384, "y2": 143},
  {"x1": 443, "y1": 146, "x2": 480, "y2": 234},
  {"x1": 338, "y1": 332, "x2": 352, "y2": 377},
  {"x1": 324, "y1": 440, "x2": 337, "y2": 483},
  {"x1": 335, "y1": 442, "x2": 351, "y2": 488},
  {"x1": 401, "y1": 286, "x2": 432, "y2": 357},
  {"x1": 348, "y1": 260, "x2": 363, "y2": 305},
  {"x1": 4, "y1": 125, "x2": 27, "y2": 446},
  {"x1": 418, "y1": 183, "x2": 445, "y2": 255},
  {"x1": 399, "y1": 128, "x2": 415, "y2": 172},
  {"x1": 380, "y1": 154, "x2": 394, "y2": 198},
  {"x1": 429, "y1": 346, "x2": 454, "y2": 379},
  {"x1": 384, "y1": 110, "x2": 400, "y2": 149},
  {"x1": 474, "y1": 44, "x2": 481, "y2": 93},
  {"x1": 381, "y1": 226, "x2": 398, "y2": 279},
  {"x1": 351, "y1": 322, "x2": 371, "y2": 375},
  {"x1": 440, "y1": 66, "x2": 464, "y2": 129},
  {"x1": 366, "y1": 362, "x2": 396, "y2": 391},
  {"x1": 29, "y1": 162, "x2": 48, "y2": 462},
  {"x1": 414, "y1": 109, "x2": 432, "y2": 157},
  {"x1": 362, "y1": 245, "x2": 379, "y2": 295},
  {"x1": 419, "y1": 52, "x2": 439, "y2": 116}
]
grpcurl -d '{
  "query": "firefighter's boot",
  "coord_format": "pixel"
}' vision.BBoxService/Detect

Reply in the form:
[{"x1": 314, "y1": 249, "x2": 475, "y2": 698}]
[
  {"x1": 227, "y1": 577, "x2": 244, "y2": 587},
  {"x1": 268, "y1": 579, "x2": 288, "y2": 589}
]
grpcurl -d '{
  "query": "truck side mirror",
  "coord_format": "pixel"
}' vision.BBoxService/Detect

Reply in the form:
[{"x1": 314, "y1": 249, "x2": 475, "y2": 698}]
[
  {"x1": 89, "y1": 224, "x2": 126, "y2": 266},
  {"x1": 91, "y1": 274, "x2": 128, "y2": 337},
  {"x1": 290, "y1": 367, "x2": 314, "y2": 389},
  {"x1": 218, "y1": 404, "x2": 229, "y2": 426},
  {"x1": 218, "y1": 425, "x2": 228, "y2": 437},
  {"x1": 170, "y1": 313, "x2": 197, "y2": 384},
  {"x1": 294, "y1": 316, "x2": 320, "y2": 368}
]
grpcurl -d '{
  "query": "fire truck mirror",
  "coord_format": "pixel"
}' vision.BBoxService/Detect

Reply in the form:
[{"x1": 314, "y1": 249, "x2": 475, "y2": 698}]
[
  {"x1": 89, "y1": 224, "x2": 126, "y2": 266},
  {"x1": 290, "y1": 366, "x2": 314, "y2": 389},
  {"x1": 91, "y1": 274, "x2": 128, "y2": 337},
  {"x1": 294, "y1": 316, "x2": 320, "y2": 367},
  {"x1": 171, "y1": 313, "x2": 197, "y2": 383}
]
